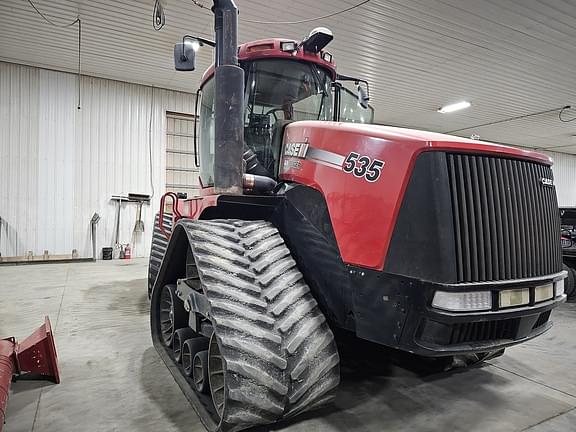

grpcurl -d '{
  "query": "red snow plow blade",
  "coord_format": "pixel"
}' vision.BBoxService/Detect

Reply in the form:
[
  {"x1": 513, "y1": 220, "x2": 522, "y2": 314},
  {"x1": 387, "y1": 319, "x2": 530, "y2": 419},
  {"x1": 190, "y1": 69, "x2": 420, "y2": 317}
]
[{"x1": 0, "y1": 317, "x2": 60, "y2": 431}]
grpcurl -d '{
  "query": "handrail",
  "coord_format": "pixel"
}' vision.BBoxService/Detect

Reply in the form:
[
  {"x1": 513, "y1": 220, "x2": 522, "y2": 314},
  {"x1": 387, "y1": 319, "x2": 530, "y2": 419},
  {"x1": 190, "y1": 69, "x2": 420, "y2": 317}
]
[{"x1": 159, "y1": 192, "x2": 181, "y2": 239}]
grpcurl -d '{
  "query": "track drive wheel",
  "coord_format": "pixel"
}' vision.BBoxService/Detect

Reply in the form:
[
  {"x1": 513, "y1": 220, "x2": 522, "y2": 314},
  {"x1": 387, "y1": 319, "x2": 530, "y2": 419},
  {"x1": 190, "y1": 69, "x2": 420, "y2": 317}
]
[
  {"x1": 182, "y1": 219, "x2": 340, "y2": 432},
  {"x1": 159, "y1": 284, "x2": 187, "y2": 347}
]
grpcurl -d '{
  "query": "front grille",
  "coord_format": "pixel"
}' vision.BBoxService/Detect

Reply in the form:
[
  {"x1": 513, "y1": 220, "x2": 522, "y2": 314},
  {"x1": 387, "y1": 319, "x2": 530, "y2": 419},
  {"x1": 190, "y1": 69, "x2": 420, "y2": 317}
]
[
  {"x1": 447, "y1": 154, "x2": 562, "y2": 282},
  {"x1": 419, "y1": 317, "x2": 520, "y2": 346},
  {"x1": 533, "y1": 311, "x2": 551, "y2": 329},
  {"x1": 449, "y1": 319, "x2": 519, "y2": 345}
]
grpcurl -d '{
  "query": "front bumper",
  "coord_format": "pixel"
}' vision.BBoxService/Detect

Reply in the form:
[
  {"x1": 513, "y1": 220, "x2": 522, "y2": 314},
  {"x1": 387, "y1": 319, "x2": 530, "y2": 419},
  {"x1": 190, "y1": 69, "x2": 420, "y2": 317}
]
[
  {"x1": 414, "y1": 295, "x2": 565, "y2": 355},
  {"x1": 353, "y1": 269, "x2": 566, "y2": 357}
]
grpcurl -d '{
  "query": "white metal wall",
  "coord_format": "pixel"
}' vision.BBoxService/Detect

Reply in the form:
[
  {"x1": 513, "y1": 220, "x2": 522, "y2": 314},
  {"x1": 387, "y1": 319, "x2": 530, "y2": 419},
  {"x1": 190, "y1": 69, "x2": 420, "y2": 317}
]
[
  {"x1": 2, "y1": 61, "x2": 576, "y2": 259},
  {"x1": 545, "y1": 150, "x2": 576, "y2": 208},
  {"x1": 0, "y1": 62, "x2": 195, "y2": 258}
]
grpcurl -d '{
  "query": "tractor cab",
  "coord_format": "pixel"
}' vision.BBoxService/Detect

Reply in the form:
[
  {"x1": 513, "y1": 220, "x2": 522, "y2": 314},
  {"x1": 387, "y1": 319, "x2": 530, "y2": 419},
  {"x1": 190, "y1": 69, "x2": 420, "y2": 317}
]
[
  {"x1": 241, "y1": 58, "x2": 334, "y2": 177},
  {"x1": 180, "y1": 33, "x2": 373, "y2": 186}
]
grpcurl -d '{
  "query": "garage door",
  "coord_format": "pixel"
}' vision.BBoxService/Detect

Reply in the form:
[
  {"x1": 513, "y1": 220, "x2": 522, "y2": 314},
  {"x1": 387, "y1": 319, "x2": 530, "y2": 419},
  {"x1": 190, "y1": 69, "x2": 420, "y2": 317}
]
[{"x1": 165, "y1": 112, "x2": 199, "y2": 198}]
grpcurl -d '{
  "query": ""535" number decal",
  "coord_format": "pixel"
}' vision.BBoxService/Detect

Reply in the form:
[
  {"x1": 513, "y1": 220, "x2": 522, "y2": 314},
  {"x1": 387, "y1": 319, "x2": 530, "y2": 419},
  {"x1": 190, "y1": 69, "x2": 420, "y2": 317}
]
[{"x1": 342, "y1": 152, "x2": 385, "y2": 182}]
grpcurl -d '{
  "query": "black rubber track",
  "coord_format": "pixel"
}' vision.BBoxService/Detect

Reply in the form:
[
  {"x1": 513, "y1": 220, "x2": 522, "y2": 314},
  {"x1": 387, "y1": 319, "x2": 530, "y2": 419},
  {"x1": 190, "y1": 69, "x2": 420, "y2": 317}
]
[
  {"x1": 569, "y1": 267, "x2": 576, "y2": 301},
  {"x1": 181, "y1": 219, "x2": 340, "y2": 432},
  {"x1": 148, "y1": 213, "x2": 173, "y2": 297},
  {"x1": 563, "y1": 263, "x2": 575, "y2": 299}
]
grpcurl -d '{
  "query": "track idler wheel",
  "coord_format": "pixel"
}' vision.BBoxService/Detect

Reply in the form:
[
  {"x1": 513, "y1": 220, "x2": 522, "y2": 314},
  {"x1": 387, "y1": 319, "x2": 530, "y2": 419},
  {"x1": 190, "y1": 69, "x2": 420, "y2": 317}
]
[
  {"x1": 182, "y1": 337, "x2": 209, "y2": 378},
  {"x1": 159, "y1": 284, "x2": 187, "y2": 347},
  {"x1": 173, "y1": 328, "x2": 197, "y2": 363}
]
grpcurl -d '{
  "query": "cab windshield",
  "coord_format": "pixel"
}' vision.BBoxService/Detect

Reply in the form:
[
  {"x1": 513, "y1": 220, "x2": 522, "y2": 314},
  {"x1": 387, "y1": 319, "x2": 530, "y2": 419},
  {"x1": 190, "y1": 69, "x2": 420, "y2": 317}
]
[
  {"x1": 245, "y1": 59, "x2": 333, "y2": 122},
  {"x1": 243, "y1": 59, "x2": 333, "y2": 174}
]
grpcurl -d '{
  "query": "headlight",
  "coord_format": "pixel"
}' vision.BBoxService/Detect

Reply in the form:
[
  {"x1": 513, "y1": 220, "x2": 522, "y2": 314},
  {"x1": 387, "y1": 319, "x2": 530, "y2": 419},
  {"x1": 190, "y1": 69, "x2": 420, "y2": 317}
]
[
  {"x1": 432, "y1": 291, "x2": 492, "y2": 312},
  {"x1": 534, "y1": 283, "x2": 554, "y2": 302},
  {"x1": 555, "y1": 279, "x2": 565, "y2": 297},
  {"x1": 500, "y1": 288, "x2": 530, "y2": 308}
]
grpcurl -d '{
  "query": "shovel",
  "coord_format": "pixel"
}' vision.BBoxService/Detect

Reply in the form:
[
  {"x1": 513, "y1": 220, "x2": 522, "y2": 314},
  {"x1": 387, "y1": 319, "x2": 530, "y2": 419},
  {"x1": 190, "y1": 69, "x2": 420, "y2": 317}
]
[{"x1": 134, "y1": 201, "x2": 145, "y2": 233}]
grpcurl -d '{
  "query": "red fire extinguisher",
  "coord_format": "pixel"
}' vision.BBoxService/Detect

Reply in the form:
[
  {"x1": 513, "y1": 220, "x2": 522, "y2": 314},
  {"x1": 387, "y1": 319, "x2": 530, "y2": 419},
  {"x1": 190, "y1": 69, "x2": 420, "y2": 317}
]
[{"x1": 124, "y1": 244, "x2": 131, "y2": 259}]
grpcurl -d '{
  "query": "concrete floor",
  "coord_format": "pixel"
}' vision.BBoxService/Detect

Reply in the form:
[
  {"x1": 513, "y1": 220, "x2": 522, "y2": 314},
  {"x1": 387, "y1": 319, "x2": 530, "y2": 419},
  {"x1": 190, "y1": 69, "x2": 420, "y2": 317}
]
[{"x1": 1, "y1": 259, "x2": 575, "y2": 432}]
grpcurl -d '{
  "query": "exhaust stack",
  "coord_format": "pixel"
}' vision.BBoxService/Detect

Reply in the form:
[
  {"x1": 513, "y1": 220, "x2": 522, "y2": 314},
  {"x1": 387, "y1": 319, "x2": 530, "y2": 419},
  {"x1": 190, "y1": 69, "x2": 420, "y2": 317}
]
[{"x1": 213, "y1": 0, "x2": 244, "y2": 195}]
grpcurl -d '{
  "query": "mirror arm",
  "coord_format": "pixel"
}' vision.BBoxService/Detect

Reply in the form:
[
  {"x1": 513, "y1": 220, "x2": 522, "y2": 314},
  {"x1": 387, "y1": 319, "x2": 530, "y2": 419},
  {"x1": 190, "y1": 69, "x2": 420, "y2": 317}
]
[
  {"x1": 181, "y1": 35, "x2": 216, "y2": 60},
  {"x1": 336, "y1": 73, "x2": 354, "y2": 81},
  {"x1": 336, "y1": 74, "x2": 370, "y2": 99},
  {"x1": 182, "y1": 35, "x2": 216, "y2": 48}
]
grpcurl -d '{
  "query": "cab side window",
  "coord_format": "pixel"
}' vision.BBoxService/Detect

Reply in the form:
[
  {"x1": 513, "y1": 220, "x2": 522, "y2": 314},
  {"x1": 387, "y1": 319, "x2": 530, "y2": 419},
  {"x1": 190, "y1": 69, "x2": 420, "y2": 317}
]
[{"x1": 337, "y1": 86, "x2": 374, "y2": 124}]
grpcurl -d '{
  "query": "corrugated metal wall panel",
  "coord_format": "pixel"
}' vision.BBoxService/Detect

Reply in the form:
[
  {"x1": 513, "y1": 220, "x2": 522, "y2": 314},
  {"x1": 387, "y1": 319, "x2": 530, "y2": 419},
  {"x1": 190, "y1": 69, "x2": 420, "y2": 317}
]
[
  {"x1": 37, "y1": 69, "x2": 77, "y2": 255},
  {"x1": 0, "y1": 63, "x2": 40, "y2": 258},
  {"x1": 544, "y1": 150, "x2": 576, "y2": 207},
  {"x1": 0, "y1": 62, "x2": 194, "y2": 258}
]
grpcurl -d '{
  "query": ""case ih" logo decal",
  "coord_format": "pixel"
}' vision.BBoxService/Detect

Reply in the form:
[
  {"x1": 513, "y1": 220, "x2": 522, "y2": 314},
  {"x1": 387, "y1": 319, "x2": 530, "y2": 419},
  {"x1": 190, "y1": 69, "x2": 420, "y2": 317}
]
[{"x1": 284, "y1": 142, "x2": 309, "y2": 158}]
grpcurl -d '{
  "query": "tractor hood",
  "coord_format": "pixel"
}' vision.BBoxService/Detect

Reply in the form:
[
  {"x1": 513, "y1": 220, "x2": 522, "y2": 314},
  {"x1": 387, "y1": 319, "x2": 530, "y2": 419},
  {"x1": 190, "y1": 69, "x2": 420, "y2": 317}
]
[
  {"x1": 282, "y1": 121, "x2": 552, "y2": 165},
  {"x1": 279, "y1": 121, "x2": 555, "y2": 270}
]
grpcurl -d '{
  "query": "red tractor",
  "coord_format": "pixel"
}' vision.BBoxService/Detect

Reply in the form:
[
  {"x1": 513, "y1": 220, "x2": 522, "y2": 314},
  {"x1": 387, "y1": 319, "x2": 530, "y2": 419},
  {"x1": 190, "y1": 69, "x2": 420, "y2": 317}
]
[{"x1": 149, "y1": 1, "x2": 566, "y2": 431}]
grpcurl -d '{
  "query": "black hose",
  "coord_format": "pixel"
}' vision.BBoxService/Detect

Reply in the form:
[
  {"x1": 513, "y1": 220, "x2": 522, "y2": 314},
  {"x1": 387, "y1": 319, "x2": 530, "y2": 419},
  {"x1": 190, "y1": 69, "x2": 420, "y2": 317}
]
[{"x1": 243, "y1": 145, "x2": 271, "y2": 177}]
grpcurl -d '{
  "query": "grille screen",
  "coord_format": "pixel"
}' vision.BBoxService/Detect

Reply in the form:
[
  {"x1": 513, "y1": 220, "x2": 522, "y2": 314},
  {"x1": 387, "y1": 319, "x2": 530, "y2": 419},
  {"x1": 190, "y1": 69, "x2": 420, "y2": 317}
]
[
  {"x1": 449, "y1": 318, "x2": 519, "y2": 345},
  {"x1": 447, "y1": 154, "x2": 562, "y2": 282}
]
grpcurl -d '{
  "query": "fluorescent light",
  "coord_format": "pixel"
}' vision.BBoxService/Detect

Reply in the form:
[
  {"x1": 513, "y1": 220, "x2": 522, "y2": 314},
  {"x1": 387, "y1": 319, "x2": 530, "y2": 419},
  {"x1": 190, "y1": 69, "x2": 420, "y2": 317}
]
[{"x1": 438, "y1": 101, "x2": 471, "y2": 113}]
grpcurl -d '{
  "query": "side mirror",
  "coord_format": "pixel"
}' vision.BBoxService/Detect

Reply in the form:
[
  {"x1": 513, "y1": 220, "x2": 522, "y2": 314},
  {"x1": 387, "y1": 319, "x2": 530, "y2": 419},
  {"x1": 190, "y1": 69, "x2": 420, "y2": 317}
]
[
  {"x1": 357, "y1": 84, "x2": 370, "y2": 109},
  {"x1": 173, "y1": 42, "x2": 196, "y2": 71}
]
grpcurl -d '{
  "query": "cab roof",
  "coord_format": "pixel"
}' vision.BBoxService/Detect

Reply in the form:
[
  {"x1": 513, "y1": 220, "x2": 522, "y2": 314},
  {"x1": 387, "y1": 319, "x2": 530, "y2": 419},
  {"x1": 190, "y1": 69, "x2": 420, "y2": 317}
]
[{"x1": 200, "y1": 38, "x2": 337, "y2": 87}]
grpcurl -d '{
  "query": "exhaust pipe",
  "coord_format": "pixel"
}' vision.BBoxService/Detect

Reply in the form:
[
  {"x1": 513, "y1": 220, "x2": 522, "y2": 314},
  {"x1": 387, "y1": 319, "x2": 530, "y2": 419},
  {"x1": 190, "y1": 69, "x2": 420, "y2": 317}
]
[
  {"x1": 0, "y1": 317, "x2": 60, "y2": 431},
  {"x1": 213, "y1": 0, "x2": 244, "y2": 195},
  {"x1": 243, "y1": 174, "x2": 277, "y2": 194},
  {"x1": 214, "y1": 65, "x2": 244, "y2": 195}
]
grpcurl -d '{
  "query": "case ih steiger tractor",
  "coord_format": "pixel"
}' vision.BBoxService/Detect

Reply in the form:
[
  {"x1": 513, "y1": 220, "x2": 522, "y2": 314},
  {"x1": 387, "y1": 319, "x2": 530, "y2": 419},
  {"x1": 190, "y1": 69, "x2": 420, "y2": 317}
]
[{"x1": 149, "y1": 1, "x2": 567, "y2": 430}]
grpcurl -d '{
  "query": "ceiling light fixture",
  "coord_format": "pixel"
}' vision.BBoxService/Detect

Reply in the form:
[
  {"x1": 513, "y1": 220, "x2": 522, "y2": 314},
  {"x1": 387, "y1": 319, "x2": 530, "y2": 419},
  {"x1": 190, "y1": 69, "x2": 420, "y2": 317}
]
[{"x1": 438, "y1": 101, "x2": 471, "y2": 114}]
